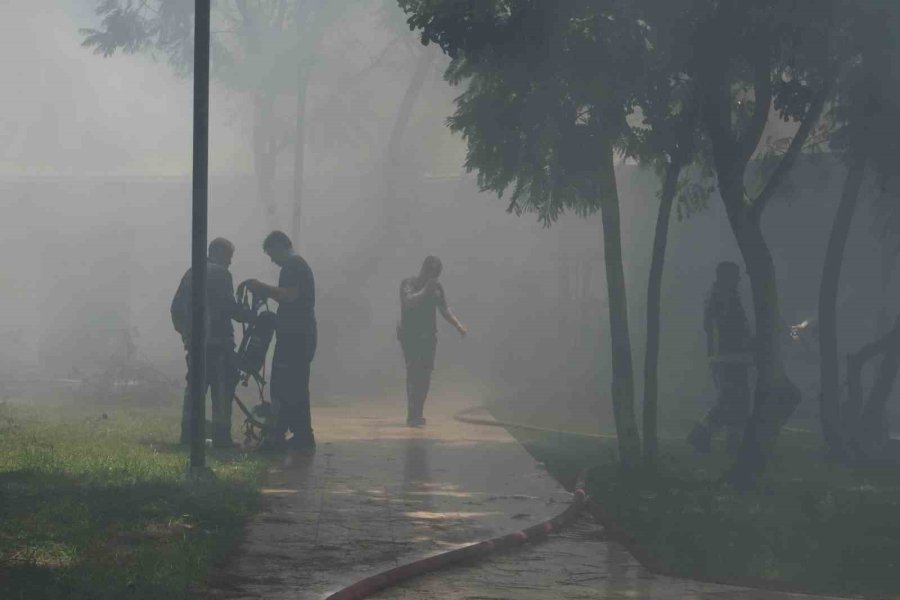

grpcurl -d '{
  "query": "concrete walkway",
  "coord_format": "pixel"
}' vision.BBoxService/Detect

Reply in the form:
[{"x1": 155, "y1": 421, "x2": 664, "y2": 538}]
[{"x1": 206, "y1": 391, "x2": 838, "y2": 600}]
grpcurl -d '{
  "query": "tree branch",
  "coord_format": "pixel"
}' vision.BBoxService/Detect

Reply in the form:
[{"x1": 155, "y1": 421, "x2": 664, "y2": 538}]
[
  {"x1": 751, "y1": 77, "x2": 832, "y2": 219},
  {"x1": 850, "y1": 317, "x2": 900, "y2": 368},
  {"x1": 277, "y1": 0, "x2": 288, "y2": 28},
  {"x1": 235, "y1": 0, "x2": 252, "y2": 27},
  {"x1": 700, "y1": 70, "x2": 740, "y2": 183},
  {"x1": 738, "y1": 49, "x2": 772, "y2": 166},
  {"x1": 305, "y1": 37, "x2": 402, "y2": 121}
]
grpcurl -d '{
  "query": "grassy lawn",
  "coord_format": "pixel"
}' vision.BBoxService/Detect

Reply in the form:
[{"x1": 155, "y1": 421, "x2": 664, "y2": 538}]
[
  {"x1": 0, "y1": 400, "x2": 268, "y2": 600},
  {"x1": 509, "y1": 422, "x2": 900, "y2": 598}
]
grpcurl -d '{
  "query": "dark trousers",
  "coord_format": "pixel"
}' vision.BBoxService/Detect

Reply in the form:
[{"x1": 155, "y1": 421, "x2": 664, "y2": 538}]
[
  {"x1": 400, "y1": 335, "x2": 436, "y2": 421},
  {"x1": 700, "y1": 363, "x2": 751, "y2": 452},
  {"x1": 270, "y1": 330, "x2": 316, "y2": 439},
  {"x1": 181, "y1": 344, "x2": 237, "y2": 445}
]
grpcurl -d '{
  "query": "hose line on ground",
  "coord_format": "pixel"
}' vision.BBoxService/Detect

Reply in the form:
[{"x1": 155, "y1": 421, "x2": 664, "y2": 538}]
[
  {"x1": 454, "y1": 405, "x2": 815, "y2": 438},
  {"x1": 322, "y1": 433, "x2": 588, "y2": 600},
  {"x1": 453, "y1": 405, "x2": 618, "y2": 438},
  {"x1": 456, "y1": 405, "x2": 832, "y2": 598}
]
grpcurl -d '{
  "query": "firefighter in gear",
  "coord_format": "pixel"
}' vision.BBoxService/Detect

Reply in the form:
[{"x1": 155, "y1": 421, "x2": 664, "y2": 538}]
[
  {"x1": 171, "y1": 238, "x2": 250, "y2": 448},
  {"x1": 688, "y1": 261, "x2": 753, "y2": 455},
  {"x1": 398, "y1": 256, "x2": 467, "y2": 427}
]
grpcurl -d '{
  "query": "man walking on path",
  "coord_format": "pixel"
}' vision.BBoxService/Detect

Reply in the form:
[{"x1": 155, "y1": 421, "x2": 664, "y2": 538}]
[
  {"x1": 688, "y1": 261, "x2": 754, "y2": 455},
  {"x1": 246, "y1": 231, "x2": 317, "y2": 452},
  {"x1": 171, "y1": 237, "x2": 249, "y2": 448},
  {"x1": 398, "y1": 256, "x2": 467, "y2": 427}
]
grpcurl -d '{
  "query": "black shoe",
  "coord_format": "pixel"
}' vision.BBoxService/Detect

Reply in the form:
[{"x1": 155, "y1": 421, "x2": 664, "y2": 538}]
[
  {"x1": 257, "y1": 437, "x2": 286, "y2": 454},
  {"x1": 288, "y1": 433, "x2": 316, "y2": 451},
  {"x1": 406, "y1": 417, "x2": 426, "y2": 428}
]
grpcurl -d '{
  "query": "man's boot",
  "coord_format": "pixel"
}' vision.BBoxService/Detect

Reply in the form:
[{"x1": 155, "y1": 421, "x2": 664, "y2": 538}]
[
  {"x1": 407, "y1": 389, "x2": 425, "y2": 427},
  {"x1": 288, "y1": 430, "x2": 316, "y2": 451},
  {"x1": 212, "y1": 422, "x2": 234, "y2": 449},
  {"x1": 257, "y1": 434, "x2": 286, "y2": 453}
]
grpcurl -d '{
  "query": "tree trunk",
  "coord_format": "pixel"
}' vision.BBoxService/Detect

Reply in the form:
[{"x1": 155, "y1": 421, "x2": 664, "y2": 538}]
[
  {"x1": 597, "y1": 144, "x2": 642, "y2": 469},
  {"x1": 340, "y1": 50, "x2": 433, "y2": 287},
  {"x1": 381, "y1": 50, "x2": 433, "y2": 248},
  {"x1": 817, "y1": 153, "x2": 867, "y2": 457},
  {"x1": 291, "y1": 73, "x2": 309, "y2": 243},
  {"x1": 253, "y1": 93, "x2": 279, "y2": 231},
  {"x1": 857, "y1": 345, "x2": 900, "y2": 456},
  {"x1": 719, "y1": 182, "x2": 801, "y2": 490},
  {"x1": 845, "y1": 313, "x2": 900, "y2": 458},
  {"x1": 642, "y1": 161, "x2": 682, "y2": 469}
]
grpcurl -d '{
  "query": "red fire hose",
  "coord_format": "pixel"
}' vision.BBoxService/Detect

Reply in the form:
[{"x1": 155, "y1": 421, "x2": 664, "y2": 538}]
[
  {"x1": 322, "y1": 407, "x2": 589, "y2": 600},
  {"x1": 324, "y1": 480, "x2": 586, "y2": 600}
]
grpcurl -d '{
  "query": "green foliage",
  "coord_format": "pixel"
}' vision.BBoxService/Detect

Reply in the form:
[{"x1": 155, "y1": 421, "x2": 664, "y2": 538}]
[
  {"x1": 831, "y1": 1, "x2": 900, "y2": 254},
  {"x1": 400, "y1": 1, "x2": 652, "y2": 225},
  {"x1": 81, "y1": 1, "x2": 361, "y2": 93},
  {"x1": 517, "y1": 425, "x2": 900, "y2": 597},
  {"x1": 674, "y1": 172, "x2": 716, "y2": 222},
  {"x1": 0, "y1": 403, "x2": 267, "y2": 600}
]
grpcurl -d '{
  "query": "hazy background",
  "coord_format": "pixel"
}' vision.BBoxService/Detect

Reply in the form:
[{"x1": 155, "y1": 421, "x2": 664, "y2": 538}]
[{"x1": 1, "y1": 0, "x2": 896, "y2": 433}]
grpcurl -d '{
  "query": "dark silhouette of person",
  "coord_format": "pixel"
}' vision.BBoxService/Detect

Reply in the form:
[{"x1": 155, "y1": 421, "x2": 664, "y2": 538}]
[
  {"x1": 397, "y1": 256, "x2": 467, "y2": 427},
  {"x1": 171, "y1": 237, "x2": 249, "y2": 447},
  {"x1": 688, "y1": 261, "x2": 753, "y2": 455},
  {"x1": 245, "y1": 231, "x2": 317, "y2": 452}
]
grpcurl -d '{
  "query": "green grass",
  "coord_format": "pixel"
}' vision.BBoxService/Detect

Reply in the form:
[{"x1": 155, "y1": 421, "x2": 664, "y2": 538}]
[
  {"x1": 512, "y1": 425, "x2": 900, "y2": 598},
  {"x1": 0, "y1": 401, "x2": 268, "y2": 600}
]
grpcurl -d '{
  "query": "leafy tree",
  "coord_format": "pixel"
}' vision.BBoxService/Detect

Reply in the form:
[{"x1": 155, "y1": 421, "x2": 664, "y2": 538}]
[
  {"x1": 81, "y1": 0, "x2": 362, "y2": 236},
  {"x1": 670, "y1": 0, "x2": 838, "y2": 489},
  {"x1": 399, "y1": 0, "x2": 658, "y2": 467},
  {"x1": 817, "y1": 0, "x2": 900, "y2": 461},
  {"x1": 621, "y1": 2, "x2": 711, "y2": 469},
  {"x1": 335, "y1": 2, "x2": 445, "y2": 293}
]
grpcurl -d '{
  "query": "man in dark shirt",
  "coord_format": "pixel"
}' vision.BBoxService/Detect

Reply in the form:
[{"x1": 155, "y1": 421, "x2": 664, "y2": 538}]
[
  {"x1": 245, "y1": 231, "x2": 317, "y2": 451},
  {"x1": 171, "y1": 238, "x2": 249, "y2": 448},
  {"x1": 398, "y1": 256, "x2": 467, "y2": 427},
  {"x1": 688, "y1": 261, "x2": 753, "y2": 455}
]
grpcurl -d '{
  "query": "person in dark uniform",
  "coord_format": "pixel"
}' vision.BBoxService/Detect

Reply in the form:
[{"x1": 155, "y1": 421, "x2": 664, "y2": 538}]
[
  {"x1": 171, "y1": 237, "x2": 250, "y2": 448},
  {"x1": 245, "y1": 231, "x2": 317, "y2": 452},
  {"x1": 398, "y1": 256, "x2": 467, "y2": 427},
  {"x1": 687, "y1": 261, "x2": 753, "y2": 456}
]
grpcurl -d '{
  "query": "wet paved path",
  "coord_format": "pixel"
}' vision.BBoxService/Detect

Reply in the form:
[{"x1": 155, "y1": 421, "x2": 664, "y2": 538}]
[{"x1": 206, "y1": 392, "x2": 838, "y2": 600}]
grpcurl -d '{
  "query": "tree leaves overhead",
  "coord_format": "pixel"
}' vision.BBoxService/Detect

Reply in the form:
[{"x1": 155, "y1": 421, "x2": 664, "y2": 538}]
[
  {"x1": 400, "y1": 0, "x2": 652, "y2": 225},
  {"x1": 81, "y1": 0, "x2": 362, "y2": 93},
  {"x1": 81, "y1": 0, "x2": 194, "y2": 74}
]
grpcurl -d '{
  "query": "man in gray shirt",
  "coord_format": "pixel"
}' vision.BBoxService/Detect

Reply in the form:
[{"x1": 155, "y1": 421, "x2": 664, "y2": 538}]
[
  {"x1": 171, "y1": 238, "x2": 250, "y2": 447},
  {"x1": 398, "y1": 256, "x2": 467, "y2": 427}
]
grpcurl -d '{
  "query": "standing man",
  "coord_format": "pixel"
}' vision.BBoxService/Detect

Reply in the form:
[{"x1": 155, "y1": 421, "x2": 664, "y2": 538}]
[
  {"x1": 245, "y1": 231, "x2": 317, "y2": 452},
  {"x1": 687, "y1": 261, "x2": 754, "y2": 455},
  {"x1": 398, "y1": 256, "x2": 467, "y2": 427},
  {"x1": 171, "y1": 237, "x2": 249, "y2": 448}
]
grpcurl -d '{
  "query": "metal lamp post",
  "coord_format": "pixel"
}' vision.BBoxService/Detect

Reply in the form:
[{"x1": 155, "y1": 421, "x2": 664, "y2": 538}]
[{"x1": 189, "y1": 0, "x2": 211, "y2": 476}]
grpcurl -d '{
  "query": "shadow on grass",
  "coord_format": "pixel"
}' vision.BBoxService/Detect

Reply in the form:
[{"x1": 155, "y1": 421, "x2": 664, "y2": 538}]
[{"x1": 0, "y1": 464, "x2": 261, "y2": 600}]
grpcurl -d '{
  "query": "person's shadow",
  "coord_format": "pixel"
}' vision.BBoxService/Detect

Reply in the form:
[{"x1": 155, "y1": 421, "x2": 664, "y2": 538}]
[
  {"x1": 402, "y1": 436, "x2": 432, "y2": 496},
  {"x1": 401, "y1": 436, "x2": 436, "y2": 533}
]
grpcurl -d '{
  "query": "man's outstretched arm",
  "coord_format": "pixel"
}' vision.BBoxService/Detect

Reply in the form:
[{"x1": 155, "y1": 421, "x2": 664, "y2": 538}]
[
  {"x1": 245, "y1": 279, "x2": 299, "y2": 304},
  {"x1": 438, "y1": 294, "x2": 467, "y2": 337}
]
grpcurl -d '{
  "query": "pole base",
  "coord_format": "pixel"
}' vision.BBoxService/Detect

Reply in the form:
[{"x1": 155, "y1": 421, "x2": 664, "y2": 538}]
[{"x1": 185, "y1": 464, "x2": 216, "y2": 482}]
